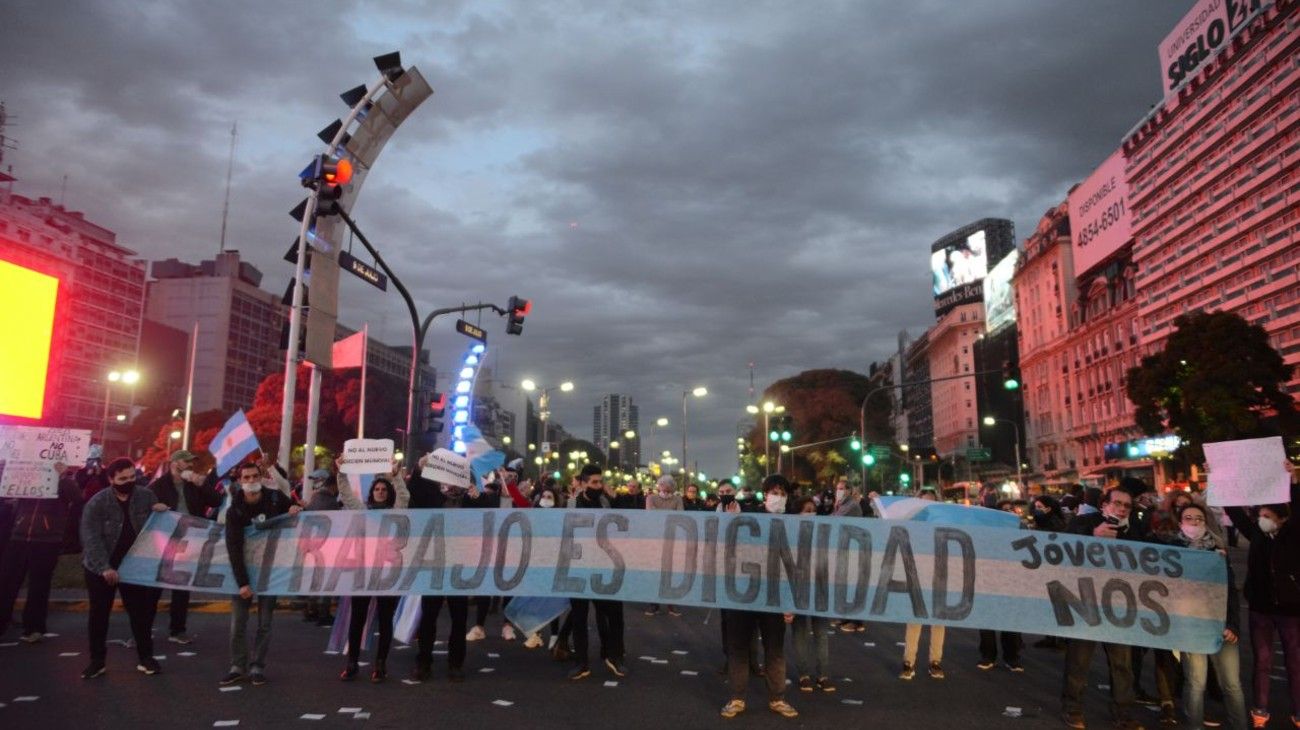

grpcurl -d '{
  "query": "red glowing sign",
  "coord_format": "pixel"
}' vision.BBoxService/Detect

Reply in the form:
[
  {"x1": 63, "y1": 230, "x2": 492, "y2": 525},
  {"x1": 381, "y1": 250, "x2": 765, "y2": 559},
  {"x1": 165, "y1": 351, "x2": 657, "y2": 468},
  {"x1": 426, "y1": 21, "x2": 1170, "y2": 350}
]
[{"x1": 0, "y1": 260, "x2": 60, "y2": 420}]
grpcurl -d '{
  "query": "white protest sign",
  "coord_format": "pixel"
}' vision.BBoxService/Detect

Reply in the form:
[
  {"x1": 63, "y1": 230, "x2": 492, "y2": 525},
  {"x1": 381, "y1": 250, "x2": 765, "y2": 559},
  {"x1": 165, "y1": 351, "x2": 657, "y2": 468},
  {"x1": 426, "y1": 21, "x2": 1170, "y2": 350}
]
[
  {"x1": 421, "y1": 448, "x2": 471, "y2": 488},
  {"x1": 0, "y1": 425, "x2": 92, "y2": 464},
  {"x1": 1204, "y1": 436, "x2": 1291, "y2": 507},
  {"x1": 340, "y1": 438, "x2": 394, "y2": 475},
  {"x1": 0, "y1": 461, "x2": 60, "y2": 499}
]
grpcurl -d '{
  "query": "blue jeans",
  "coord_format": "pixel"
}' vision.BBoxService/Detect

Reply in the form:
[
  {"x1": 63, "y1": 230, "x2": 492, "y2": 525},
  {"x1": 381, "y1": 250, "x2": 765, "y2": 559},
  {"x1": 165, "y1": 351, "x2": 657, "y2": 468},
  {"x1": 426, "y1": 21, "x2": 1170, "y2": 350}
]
[
  {"x1": 1184, "y1": 641, "x2": 1247, "y2": 730},
  {"x1": 791, "y1": 615, "x2": 829, "y2": 679}
]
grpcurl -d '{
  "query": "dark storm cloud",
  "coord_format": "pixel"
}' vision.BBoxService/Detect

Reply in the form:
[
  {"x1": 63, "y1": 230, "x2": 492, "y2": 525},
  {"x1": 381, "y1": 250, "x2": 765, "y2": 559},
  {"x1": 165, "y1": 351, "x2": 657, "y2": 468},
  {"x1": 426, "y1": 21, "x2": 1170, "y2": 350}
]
[{"x1": 0, "y1": 0, "x2": 1192, "y2": 475}]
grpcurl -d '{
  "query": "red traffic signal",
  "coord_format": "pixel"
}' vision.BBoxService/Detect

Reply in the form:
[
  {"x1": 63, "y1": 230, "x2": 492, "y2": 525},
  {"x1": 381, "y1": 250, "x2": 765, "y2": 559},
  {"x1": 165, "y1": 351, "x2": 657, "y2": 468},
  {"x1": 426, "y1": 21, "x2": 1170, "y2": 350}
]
[
  {"x1": 506, "y1": 295, "x2": 530, "y2": 336},
  {"x1": 430, "y1": 392, "x2": 447, "y2": 415}
]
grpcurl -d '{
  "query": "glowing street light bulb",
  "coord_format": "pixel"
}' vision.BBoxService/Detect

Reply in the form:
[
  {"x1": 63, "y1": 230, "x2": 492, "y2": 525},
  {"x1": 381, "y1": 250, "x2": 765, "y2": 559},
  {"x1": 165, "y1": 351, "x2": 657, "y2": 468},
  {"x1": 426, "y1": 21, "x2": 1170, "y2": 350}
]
[
  {"x1": 559, "y1": 382, "x2": 575, "y2": 392},
  {"x1": 762, "y1": 401, "x2": 775, "y2": 413},
  {"x1": 692, "y1": 386, "x2": 707, "y2": 397},
  {"x1": 983, "y1": 416, "x2": 996, "y2": 426},
  {"x1": 520, "y1": 379, "x2": 537, "y2": 391},
  {"x1": 746, "y1": 405, "x2": 759, "y2": 414},
  {"x1": 656, "y1": 417, "x2": 669, "y2": 427}
]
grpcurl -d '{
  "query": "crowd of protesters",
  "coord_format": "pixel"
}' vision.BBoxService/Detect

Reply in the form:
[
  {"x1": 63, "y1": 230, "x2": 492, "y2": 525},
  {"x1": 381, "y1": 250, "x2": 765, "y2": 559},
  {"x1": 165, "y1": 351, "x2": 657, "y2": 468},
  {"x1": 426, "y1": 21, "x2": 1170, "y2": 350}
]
[{"x1": 0, "y1": 447, "x2": 1296, "y2": 729}]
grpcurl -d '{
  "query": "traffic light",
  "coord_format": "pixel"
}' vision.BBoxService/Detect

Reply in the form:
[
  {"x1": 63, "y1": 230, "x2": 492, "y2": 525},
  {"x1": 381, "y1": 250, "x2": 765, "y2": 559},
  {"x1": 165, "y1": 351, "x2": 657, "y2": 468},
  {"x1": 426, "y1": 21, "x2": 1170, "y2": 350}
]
[
  {"x1": 1002, "y1": 360, "x2": 1020, "y2": 391},
  {"x1": 861, "y1": 452, "x2": 876, "y2": 467},
  {"x1": 299, "y1": 153, "x2": 353, "y2": 216},
  {"x1": 506, "y1": 295, "x2": 531, "y2": 336},
  {"x1": 850, "y1": 435, "x2": 861, "y2": 451},
  {"x1": 427, "y1": 392, "x2": 447, "y2": 434},
  {"x1": 900, "y1": 472, "x2": 911, "y2": 485},
  {"x1": 779, "y1": 415, "x2": 793, "y2": 443}
]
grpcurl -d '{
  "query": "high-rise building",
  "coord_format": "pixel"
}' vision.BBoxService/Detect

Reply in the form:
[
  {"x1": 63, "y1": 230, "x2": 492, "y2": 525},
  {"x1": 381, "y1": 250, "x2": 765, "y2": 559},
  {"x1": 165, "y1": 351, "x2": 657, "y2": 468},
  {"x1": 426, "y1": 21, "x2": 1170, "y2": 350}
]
[
  {"x1": 145, "y1": 251, "x2": 283, "y2": 414},
  {"x1": 1013, "y1": 201, "x2": 1080, "y2": 482},
  {"x1": 593, "y1": 394, "x2": 640, "y2": 469},
  {"x1": 1125, "y1": 0, "x2": 1300, "y2": 395},
  {"x1": 0, "y1": 192, "x2": 146, "y2": 452},
  {"x1": 902, "y1": 332, "x2": 933, "y2": 455},
  {"x1": 927, "y1": 302, "x2": 984, "y2": 459}
]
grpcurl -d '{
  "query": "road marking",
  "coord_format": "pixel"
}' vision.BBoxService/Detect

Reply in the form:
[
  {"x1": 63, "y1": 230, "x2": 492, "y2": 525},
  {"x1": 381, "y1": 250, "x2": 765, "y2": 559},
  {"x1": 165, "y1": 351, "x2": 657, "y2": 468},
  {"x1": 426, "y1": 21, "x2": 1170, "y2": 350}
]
[{"x1": 492, "y1": 700, "x2": 514, "y2": 707}]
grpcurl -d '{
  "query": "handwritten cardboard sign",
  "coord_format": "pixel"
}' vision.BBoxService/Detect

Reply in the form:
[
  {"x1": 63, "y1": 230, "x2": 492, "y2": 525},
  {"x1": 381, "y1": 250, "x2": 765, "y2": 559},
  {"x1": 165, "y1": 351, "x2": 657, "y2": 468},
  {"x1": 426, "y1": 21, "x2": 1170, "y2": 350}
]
[
  {"x1": 1204, "y1": 436, "x2": 1291, "y2": 507},
  {"x1": 0, "y1": 461, "x2": 59, "y2": 499},
  {"x1": 340, "y1": 438, "x2": 394, "y2": 475},
  {"x1": 0, "y1": 425, "x2": 91, "y2": 464},
  {"x1": 421, "y1": 448, "x2": 471, "y2": 488}
]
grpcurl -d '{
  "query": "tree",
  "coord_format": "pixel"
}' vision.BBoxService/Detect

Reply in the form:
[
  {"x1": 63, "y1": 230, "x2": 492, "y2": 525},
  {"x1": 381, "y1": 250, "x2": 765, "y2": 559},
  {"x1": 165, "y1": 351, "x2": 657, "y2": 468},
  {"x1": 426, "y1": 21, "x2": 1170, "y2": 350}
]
[
  {"x1": 745, "y1": 368, "x2": 886, "y2": 485},
  {"x1": 1126, "y1": 310, "x2": 1299, "y2": 464}
]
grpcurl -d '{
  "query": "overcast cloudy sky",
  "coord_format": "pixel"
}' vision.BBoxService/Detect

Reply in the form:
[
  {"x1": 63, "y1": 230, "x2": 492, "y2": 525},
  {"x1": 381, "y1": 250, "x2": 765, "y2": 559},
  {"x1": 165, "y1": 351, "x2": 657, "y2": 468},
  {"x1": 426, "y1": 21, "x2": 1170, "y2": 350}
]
[{"x1": 1, "y1": 1, "x2": 1192, "y2": 477}]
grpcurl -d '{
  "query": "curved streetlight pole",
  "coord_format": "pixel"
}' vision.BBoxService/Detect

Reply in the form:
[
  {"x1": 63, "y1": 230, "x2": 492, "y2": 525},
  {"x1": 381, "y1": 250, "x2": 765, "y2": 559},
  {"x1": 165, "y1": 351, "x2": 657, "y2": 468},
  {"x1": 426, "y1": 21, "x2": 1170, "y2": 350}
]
[{"x1": 681, "y1": 387, "x2": 707, "y2": 481}]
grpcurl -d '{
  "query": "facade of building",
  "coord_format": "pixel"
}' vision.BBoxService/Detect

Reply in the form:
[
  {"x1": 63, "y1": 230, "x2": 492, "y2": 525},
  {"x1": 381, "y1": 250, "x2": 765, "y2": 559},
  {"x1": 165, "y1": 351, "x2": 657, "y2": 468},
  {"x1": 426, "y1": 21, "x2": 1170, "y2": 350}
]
[
  {"x1": 1125, "y1": 1, "x2": 1300, "y2": 396},
  {"x1": 1013, "y1": 201, "x2": 1081, "y2": 480},
  {"x1": 145, "y1": 251, "x2": 283, "y2": 414},
  {"x1": 902, "y1": 331, "x2": 933, "y2": 454},
  {"x1": 593, "y1": 394, "x2": 640, "y2": 469},
  {"x1": 927, "y1": 302, "x2": 984, "y2": 458},
  {"x1": 0, "y1": 192, "x2": 146, "y2": 451}
]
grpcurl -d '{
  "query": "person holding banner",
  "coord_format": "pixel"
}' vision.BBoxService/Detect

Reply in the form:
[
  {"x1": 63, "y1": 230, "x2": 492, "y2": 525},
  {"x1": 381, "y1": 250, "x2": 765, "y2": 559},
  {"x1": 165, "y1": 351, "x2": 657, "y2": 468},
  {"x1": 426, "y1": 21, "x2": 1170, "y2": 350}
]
[
  {"x1": 1060, "y1": 486, "x2": 1149, "y2": 730},
  {"x1": 408, "y1": 454, "x2": 474, "y2": 683},
  {"x1": 719, "y1": 473, "x2": 797, "y2": 719},
  {"x1": 220, "y1": 461, "x2": 300, "y2": 687},
  {"x1": 79, "y1": 457, "x2": 166, "y2": 679},
  {"x1": 0, "y1": 462, "x2": 79, "y2": 643},
  {"x1": 1223, "y1": 461, "x2": 1299, "y2": 730},
  {"x1": 899, "y1": 490, "x2": 946, "y2": 682},
  {"x1": 146, "y1": 449, "x2": 223, "y2": 644},
  {"x1": 786, "y1": 496, "x2": 835, "y2": 694},
  {"x1": 336, "y1": 458, "x2": 408, "y2": 682},
  {"x1": 1169, "y1": 502, "x2": 1248, "y2": 730},
  {"x1": 644, "y1": 475, "x2": 683, "y2": 617},
  {"x1": 565, "y1": 464, "x2": 627, "y2": 681}
]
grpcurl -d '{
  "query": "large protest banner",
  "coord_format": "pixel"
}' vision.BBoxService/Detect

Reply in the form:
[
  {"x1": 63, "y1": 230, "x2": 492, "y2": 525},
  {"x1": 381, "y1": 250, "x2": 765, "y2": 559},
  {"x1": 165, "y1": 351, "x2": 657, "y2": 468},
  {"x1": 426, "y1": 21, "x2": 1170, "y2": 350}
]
[{"x1": 120, "y1": 509, "x2": 1228, "y2": 653}]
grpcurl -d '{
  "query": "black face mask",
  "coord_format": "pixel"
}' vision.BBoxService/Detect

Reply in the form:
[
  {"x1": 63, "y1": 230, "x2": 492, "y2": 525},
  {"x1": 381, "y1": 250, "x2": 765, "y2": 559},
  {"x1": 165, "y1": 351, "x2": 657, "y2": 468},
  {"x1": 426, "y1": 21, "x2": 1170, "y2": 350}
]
[
  {"x1": 112, "y1": 481, "x2": 133, "y2": 495},
  {"x1": 720, "y1": 494, "x2": 736, "y2": 506},
  {"x1": 585, "y1": 486, "x2": 604, "y2": 498}
]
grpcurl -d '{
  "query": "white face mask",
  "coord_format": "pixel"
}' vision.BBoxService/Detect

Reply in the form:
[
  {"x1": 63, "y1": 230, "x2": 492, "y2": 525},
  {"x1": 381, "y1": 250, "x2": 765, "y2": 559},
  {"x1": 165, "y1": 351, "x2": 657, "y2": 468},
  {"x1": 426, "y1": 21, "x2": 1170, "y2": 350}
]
[
  {"x1": 765, "y1": 495, "x2": 787, "y2": 514},
  {"x1": 1259, "y1": 516, "x2": 1279, "y2": 535},
  {"x1": 1180, "y1": 524, "x2": 1206, "y2": 541},
  {"x1": 539, "y1": 496, "x2": 555, "y2": 508},
  {"x1": 241, "y1": 482, "x2": 262, "y2": 495},
  {"x1": 835, "y1": 488, "x2": 847, "y2": 502}
]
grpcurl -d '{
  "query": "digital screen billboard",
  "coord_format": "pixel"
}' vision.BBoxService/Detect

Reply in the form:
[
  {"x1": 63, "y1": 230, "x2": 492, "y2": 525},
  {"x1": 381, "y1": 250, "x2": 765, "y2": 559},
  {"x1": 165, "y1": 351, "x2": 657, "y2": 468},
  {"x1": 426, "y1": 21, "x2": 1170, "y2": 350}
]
[
  {"x1": 931, "y1": 229, "x2": 988, "y2": 297},
  {"x1": 0, "y1": 260, "x2": 60, "y2": 420},
  {"x1": 983, "y1": 250, "x2": 1019, "y2": 333}
]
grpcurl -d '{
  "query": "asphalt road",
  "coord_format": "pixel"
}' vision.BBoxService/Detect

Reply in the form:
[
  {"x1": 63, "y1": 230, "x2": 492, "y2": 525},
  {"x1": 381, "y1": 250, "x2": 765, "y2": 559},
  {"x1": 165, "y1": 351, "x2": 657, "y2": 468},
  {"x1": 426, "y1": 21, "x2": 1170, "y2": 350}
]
[{"x1": 0, "y1": 595, "x2": 1288, "y2": 730}]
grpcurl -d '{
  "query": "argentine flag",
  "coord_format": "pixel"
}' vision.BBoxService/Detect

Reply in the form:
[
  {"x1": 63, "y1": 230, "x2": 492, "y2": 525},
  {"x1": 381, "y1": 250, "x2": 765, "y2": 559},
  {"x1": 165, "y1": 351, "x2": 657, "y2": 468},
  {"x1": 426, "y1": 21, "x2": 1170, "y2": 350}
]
[
  {"x1": 211, "y1": 410, "x2": 260, "y2": 477},
  {"x1": 872, "y1": 495, "x2": 1021, "y2": 530}
]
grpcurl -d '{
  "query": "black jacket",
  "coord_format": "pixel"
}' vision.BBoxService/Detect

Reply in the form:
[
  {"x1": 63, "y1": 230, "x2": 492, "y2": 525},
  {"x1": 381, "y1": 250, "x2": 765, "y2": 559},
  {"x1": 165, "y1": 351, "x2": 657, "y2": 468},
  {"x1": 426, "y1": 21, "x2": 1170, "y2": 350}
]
[
  {"x1": 7, "y1": 474, "x2": 81, "y2": 544},
  {"x1": 148, "y1": 470, "x2": 223, "y2": 519},
  {"x1": 406, "y1": 473, "x2": 489, "y2": 509},
  {"x1": 225, "y1": 489, "x2": 294, "y2": 588},
  {"x1": 613, "y1": 492, "x2": 645, "y2": 510},
  {"x1": 1224, "y1": 504, "x2": 1300, "y2": 616}
]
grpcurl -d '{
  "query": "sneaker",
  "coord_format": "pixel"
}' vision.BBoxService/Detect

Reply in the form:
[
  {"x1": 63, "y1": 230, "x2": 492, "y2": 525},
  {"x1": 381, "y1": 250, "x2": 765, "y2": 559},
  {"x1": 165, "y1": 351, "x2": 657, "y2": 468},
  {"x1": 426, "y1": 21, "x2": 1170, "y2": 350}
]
[
  {"x1": 568, "y1": 664, "x2": 591, "y2": 680},
  {"x1": 1005, "y1": 662, "x2": 1025, "y2": 673},
  {"x1": 137, "y1": 658, "x2": 163, "y2": 675},
  {"x1": 977, "y1": 659, "x2": 996, "y2": 670},
  {"x1": 899, "y1": 662, "x2": 915, "y2": 680},
  {"x1": 167, "y1": 633, "x2": 193, "y2": 645},
  {"x1": 720, "y1": 699, "x2": 746, "y2": 719},
  {"x1": 340, "y1": 661, "x2": 359, "y2": 681},
  {"x1": 1135, "y1": 690, "x2": 1159, "y2": 707},
  {"x1": 1202, "y1": 718, "x2": 1222, "y2": 728},
  {"x1": 839, "y1": 621, "x2": 859, "y2": 633},
  {"x1": 854, "y1": 623, "x2": 866, "y2": 633},
  {"x1": 466, "y1": 626, "x2": 486, "y2": 642},
  {"x1": 20, "y1": 631, "x2": 43, "y2": 644},
  {"x1": 604, "y1": 658, "x2": 627, "y2": 677},
  {"x1": 1061, "y1": 710, "x2": 1086, "y2": 729},
  {"x1": 798, "y1": 675, "x2": 814, "y2": 692},
  {"x1": 667, "y1": 607, "x2": 682, "y2": 617},
  {"x1": 816, "y1": 676, "x2": 837, "y2": 693},
  {"x1": 768, "y1": 700, "x2": 799, "y2": 719},
  {"x1": 1157, "y1": 703, "x2": 1177, "y2": 727},
  {"x1": 524, "y1": 633, "x2": 543, "y2": 649},
  {"x1": 81, "y1": 662, "x2": 107, "y2": 680},
  {"x1": 928, "y1": 661, "x2": 945, "y2": 679},
  {"x1": 502, "y1": 624, "x2": 516, "y2": 641},
  {"x1": 250, "y1": 669, "x2": 268, "y2": 686},
  {"x1": 411, "y1": 661, "x2": 431, "y2": 683},
  {"x1": 1250, "y1": 710, "x2": 1269, "y2": 729},
  {"x1": 644, "y1": 607, "x2": 659, "y2": 616},
  {"x1": 370, "y1": 660, "x2": 387, "y2": 683},
  {"x1": 448, "y1": 667, "x2": 464, "y2": 683},
  {"x1": 219, "y1": 670, "x2": 245, "y2": 686}
]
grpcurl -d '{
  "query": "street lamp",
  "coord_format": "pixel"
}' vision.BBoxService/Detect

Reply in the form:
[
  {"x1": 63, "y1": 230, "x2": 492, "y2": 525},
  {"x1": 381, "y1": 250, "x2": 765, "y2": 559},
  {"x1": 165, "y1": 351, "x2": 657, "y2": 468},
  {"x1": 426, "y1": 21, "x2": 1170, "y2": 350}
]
[
  {"x1": 522, "y1": 379, "x2": 575, "y2": 446},
  {"x1": 982, "y1": 416, "x2": 1022, "y2": 487},
  {"x1": 166, "y1": 429, "x2": 182, "y2": 454},
  {"x1": 753, "y1": 400, "x2": 783, "y2": 477},
  {"x1": 682, "y1": 386, "x2": 707, "y2": 478},
  {"x1": 101, "y1": 368, "x2": 141, "y2": 447}
]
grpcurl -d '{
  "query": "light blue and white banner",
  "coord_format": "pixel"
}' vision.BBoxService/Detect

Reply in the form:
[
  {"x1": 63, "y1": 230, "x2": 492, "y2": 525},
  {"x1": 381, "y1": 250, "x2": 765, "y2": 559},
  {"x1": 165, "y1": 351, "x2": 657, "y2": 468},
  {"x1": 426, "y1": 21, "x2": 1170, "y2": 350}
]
[{"x1": 119, "y1": 509, "x2": 1228, "y2": 652}]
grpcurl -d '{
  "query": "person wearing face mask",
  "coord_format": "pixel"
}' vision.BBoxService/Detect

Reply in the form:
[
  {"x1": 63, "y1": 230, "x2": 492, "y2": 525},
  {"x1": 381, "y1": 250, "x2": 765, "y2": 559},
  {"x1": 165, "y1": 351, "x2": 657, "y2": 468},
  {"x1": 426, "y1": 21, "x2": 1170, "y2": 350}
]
[
  {"x1": 523, "y1": 481, "x2": 568, "y2": 650},
  {"x1": 683, "y1": 483, "x2": 705, "y2": 511},
  {"x1": 719, "y1": 475, "x2": 798, "y2": 720},
  {"x1": 468, "y1": 473, "x2": 523, "y2": 643},
  {"x1": 564, "y1": 464, "x2": 627, "y2": 680},
  {"x1": 645, "y1": 476, "x2": 684, "y2": 617},
  {"x1": 335, "y1": 458, "x2": 408, "y2": 682},
  {"x1": 220, "y1": 461, "x2": 300, "y2": 687},
  {"x1": 1029, "y1": 496, "x2": 1069, "y2": 651},
  {"x1": 300, "y1": 468, "x2": 340, "y2": 626},
  {"x1": 1224, "y1": 459, "x2": 1300, "y2": 730},
  {"x1": 1059, "y1": 487, "x2": 1150, "y2": 730},
  {"x1": 785, "y1": 497, "x2": 835, "y2": 694},
  {"x1": 145, "y1": 450, "x2": 223, "y2": 645},
  {"x1": 1168, "y1": 503, "x2": 1248, "y2": 730},
  {"x1": 78, "y1": 457, "x2": 167, "y2": 680},
  {"x1": 830, "y1": 478, "x2": 866, "y2": 633}
]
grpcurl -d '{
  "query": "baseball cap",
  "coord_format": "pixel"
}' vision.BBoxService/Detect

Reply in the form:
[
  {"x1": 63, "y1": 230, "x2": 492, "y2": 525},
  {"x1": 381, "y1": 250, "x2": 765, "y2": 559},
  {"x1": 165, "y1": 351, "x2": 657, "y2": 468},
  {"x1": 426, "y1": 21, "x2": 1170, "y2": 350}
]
[{"x1": 170, "y1": 449, "x2": 196, "y2": 462}]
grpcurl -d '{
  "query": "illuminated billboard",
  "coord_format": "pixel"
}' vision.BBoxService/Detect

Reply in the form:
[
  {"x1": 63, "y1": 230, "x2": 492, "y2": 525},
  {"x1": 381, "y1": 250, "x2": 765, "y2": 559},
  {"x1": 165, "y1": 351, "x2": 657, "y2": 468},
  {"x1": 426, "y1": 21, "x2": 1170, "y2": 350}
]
[
  {"x1": 1068, "y1": 150, "x2": 1132, "y2": 277},
  {"x1": 983, "y1": 250, "x2": 1019, "y2": 333},
  {"x1": 931, "y1": 218, "x2": 1015, "y2": 318},
  {"x1": 0, "y1": 260, "x2": 60, "y2": 420}
]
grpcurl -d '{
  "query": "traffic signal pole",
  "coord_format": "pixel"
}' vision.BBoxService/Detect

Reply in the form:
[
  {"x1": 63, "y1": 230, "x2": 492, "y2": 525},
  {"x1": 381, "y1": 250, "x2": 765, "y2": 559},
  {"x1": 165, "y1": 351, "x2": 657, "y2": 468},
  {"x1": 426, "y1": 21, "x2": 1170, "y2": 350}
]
[{"x1": 334, "y1": 208, "x2": 509, "y2": 462}]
